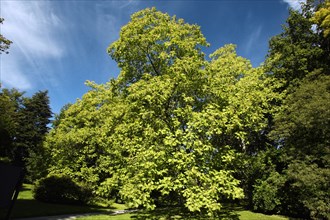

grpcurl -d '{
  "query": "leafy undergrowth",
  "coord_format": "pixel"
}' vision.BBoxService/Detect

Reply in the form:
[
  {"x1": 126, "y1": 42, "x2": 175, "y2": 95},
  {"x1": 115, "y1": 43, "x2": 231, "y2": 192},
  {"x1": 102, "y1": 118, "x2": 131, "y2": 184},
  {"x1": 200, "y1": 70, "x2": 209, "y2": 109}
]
[{"x1": 4, "y1": 184, "x2": 125, "y2": 219}]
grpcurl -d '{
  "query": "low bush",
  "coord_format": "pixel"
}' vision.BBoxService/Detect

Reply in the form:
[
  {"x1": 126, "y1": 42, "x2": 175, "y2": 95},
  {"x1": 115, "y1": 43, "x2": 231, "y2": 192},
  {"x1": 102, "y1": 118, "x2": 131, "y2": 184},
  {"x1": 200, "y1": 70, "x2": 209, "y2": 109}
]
[
  {"x1": 252, "y1": 171, "x2": 285, "y2": 213},
  {"x1": 33, "y1": 174, "x2": 92, "y2": 205}
]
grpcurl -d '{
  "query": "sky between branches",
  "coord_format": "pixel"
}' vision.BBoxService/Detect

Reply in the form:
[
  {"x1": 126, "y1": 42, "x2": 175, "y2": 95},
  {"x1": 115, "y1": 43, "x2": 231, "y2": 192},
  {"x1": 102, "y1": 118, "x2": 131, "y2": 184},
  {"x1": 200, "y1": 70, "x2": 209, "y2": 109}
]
[{"x1": 0, "y1": 0, "x2": 304, "y2": 114}]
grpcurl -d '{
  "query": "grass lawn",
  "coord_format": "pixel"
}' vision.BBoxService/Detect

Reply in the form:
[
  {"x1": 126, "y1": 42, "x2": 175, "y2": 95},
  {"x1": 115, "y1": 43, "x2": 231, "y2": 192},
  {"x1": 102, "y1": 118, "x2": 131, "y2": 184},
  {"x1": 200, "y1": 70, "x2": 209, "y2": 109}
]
[
  {"x1": 3, "y1": 184, "x2": 288, "y2": 220},
  {"x1": 76, "y1": 212, "x2": 288, "y2": 220},
  {"x1": 76, "y1": 208, "x2": 289, "y2": 220},
  {"x1": 2, "y1": 184, "x2": 123, "y2": 219}
]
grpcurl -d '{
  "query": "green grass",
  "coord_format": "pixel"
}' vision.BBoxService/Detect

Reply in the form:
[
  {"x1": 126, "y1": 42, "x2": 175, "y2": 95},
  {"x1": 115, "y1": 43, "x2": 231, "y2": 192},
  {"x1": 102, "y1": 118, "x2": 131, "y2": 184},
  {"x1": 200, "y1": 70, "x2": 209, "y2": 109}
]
[
  {"x1": 3, "y1": 184, "x2": 123, "y2": 219},
  {"x1": 237, "y1": 211, "x2": 288, "y2": 220},
  {"x1": 76, "y1": 208, "x2": 288, "y2": 220},
  {"x1": 3, "y1": 185, "x2": 288, "y2": 220},
  {"x1": 77, "y1": 212, "x2": 288, "y2": 220},
  {"x1": 77, "y1": 214, "x2": 133, "y2": 220}
]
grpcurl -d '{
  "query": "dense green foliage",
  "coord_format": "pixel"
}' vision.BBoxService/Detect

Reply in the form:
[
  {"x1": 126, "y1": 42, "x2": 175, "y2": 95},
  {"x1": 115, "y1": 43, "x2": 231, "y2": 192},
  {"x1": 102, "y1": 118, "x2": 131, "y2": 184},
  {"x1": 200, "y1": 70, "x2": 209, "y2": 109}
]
[
  {"x1": 1, "y1": 3, "x2": 328, "y2": 219},
  {"x1": 0, "y1": 88, "x2": 24, "y2": 163},
  {"x1": 33, "y1": 175, "x2": 92, "y2": 205},
  {"x1": 266, "y1": 3, "x2": 327, "y2": 90},
  {"x1": 252, "y1": 171, "x2": 285, "y2": 213},
  {"x1": 257, "y1": 1, "x2": 330, "y2": 219},
  {"x1": 43, "y1": 5, "x2": 330, "y2": 218},
  {"x1": 44, "y1": 8, "x2": 278, "y2": 216},
  {"x1": 0, "y1": 89, "x2": 52, "y2": 181}
]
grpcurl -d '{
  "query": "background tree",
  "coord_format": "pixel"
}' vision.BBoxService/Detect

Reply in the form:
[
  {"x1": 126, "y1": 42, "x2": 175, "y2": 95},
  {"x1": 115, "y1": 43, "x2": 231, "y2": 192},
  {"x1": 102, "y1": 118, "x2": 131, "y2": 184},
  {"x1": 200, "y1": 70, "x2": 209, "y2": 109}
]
[
  {"x1": 265, "y1": 1, "x2": 327, "y2": 91},
  {"x1": 0, "y1": 88, "x2": 24, "y2": 163},
  {"x1": 254, "y1": 1, "x2": 330, "y2": 219},
  {"x1": 0, "y1": 18, "x2": 12, "y2": 54},
  {"x1": 0, "y1": 89, "x2": 52, "y2": 181},
  {"x1": 267, "y1": 74, "x2": 330, "y2": 219},
  {"x1": 311, "y1": 0, "x2": 330, "y2": 38},
  {"x1": 20, "y1": 91, "x2": 52, "y2": 181},
  {"x1": 52, "y1": 103, "x2": 72, "y2": 129}
]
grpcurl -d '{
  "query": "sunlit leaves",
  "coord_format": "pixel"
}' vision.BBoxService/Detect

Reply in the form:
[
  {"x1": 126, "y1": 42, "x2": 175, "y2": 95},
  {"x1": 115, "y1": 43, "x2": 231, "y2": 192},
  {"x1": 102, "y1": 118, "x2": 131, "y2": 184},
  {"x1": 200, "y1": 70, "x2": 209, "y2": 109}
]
[
  {"x1": 311, "y1": 0, "x2": 330, "y2": 37},
  {"x1": 45, "y1": 8, "x2": 277, "y2": 216},
  {"x1": 108, "y1": 7, "x2": 208, "y2": 86}
]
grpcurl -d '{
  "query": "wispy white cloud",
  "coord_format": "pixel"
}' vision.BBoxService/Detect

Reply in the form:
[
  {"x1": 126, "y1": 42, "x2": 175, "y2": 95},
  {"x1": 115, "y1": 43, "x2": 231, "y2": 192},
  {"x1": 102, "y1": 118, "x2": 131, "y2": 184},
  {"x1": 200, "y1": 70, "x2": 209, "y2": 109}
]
[
  {"x1": 1, "y1": 1, "x2": 65, "y2": 90},
  {"x1": 245, "y1": 25, "x2": 263, "y2": 54},
  {"x1": 281, "y1": 0, "x2": 306, "y2": 11},
  {"x1": 118, "y1": 0, "x2": 137, "y2": 9},
  {"x1": 0, "y1": 58, "x2": 32, "y2": 90}
]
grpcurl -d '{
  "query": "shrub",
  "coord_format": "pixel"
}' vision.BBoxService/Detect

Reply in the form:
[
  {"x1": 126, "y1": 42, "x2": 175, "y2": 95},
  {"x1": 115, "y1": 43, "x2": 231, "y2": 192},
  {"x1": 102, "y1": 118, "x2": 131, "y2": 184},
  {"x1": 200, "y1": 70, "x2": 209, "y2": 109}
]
[
  {"x1": 33, "y1": 174, "x2": 92, "y2": 205},
  {"x1": 252, "y1": 171, "x2": 285, "y2": 213},
  {"x1": 283, "y1": 161, "x2": 330, "y2": 220}
]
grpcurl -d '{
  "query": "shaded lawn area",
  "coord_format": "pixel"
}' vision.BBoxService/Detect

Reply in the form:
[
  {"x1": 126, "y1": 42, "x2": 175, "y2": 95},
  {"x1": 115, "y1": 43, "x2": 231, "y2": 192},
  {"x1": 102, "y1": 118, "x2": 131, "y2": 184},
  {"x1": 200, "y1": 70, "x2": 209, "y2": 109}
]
[
  {"x1": 3, "y1": 184, "x2": 123, "y2": 219},
  {"x1": 76, "y1": 207, "x2": 289, "y2": 220},
  {"x1": 4, "y1": 184, "x2": 288, "y2": 220}
]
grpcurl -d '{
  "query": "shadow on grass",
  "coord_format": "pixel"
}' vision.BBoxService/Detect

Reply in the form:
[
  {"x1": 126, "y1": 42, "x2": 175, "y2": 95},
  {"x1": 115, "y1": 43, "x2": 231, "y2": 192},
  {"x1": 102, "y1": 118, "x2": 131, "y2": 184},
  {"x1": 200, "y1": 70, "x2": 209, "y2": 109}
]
[
  {"x1": 130, "y1": 206, "x2": 240, "y2": 220},
  {"x1": 9, "y1": 199, "x2": 112, "y2": 219}
]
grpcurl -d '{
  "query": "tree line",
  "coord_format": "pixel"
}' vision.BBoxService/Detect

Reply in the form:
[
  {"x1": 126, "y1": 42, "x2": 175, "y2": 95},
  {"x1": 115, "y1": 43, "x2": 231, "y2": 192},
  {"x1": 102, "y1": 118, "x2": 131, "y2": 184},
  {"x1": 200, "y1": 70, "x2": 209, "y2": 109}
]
[
  {"x1": 1, "y1": 1, "x2": 329, "y2": 219},
  {"x1": 0, "y1": 89, "x2": 52, "y2": 181}
]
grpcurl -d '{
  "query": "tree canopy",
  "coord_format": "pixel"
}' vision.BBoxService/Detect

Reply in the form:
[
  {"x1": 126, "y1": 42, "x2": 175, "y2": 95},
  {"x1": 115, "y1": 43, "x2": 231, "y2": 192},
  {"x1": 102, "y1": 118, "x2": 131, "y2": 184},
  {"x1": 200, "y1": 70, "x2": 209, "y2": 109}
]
[
  {"x1": 44, "y1": 8, "x2": 280, "y2": 216},
  {"x1": 8, "y1": 4, "x2": 327, "y2": 219}
]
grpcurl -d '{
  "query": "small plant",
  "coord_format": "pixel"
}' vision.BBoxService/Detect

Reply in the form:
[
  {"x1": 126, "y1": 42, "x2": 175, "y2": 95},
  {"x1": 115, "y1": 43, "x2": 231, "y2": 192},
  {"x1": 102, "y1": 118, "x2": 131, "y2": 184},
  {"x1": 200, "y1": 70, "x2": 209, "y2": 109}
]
[{"x1": 33, "y1": 174, "x2": 92, "y2": 205}]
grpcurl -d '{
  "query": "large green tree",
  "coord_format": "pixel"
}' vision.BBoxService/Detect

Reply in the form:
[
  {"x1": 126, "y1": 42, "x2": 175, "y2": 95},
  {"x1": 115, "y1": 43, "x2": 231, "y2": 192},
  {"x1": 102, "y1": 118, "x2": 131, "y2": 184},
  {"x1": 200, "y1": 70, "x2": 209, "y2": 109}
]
[{"x1": 46, "y1": 8, "x2": 277, "y2": 216}]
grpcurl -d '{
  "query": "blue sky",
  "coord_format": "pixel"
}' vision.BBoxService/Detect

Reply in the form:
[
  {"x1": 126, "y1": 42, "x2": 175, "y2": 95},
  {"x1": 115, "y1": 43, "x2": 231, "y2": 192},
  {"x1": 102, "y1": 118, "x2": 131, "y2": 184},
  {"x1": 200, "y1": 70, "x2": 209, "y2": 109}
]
[{"x1": 1, "y1": 0, "x2": 304, "y2": 114}]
